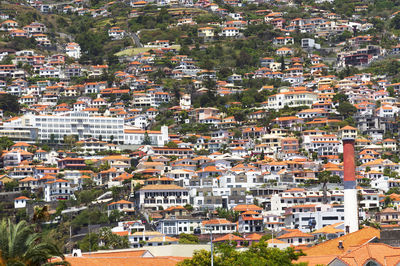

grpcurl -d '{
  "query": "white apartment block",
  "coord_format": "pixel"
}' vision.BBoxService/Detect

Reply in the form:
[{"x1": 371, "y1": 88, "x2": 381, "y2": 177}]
[
  {"x1": 267, "y1": 91, "x2": 318, "y2": 110},
  {"x1": 284, "y1": 204, "x2": 346, "y2": 232},
  {"x1": 156, "y1": 218, "x2": 202, "y2": 235},
  {"x1": 44, "y1": 179, "x2": 73, "y2": 202},
  {"x1": 28, "y1": 112, "x2": 124, "y2": 143},
  {"x1": 137, "y1": 184, "x2": 190, "y2": 210},
  {"x1": 124, "y1": 126, "x2": 169, "y2": 146},
  {"x1": 66, "y1": 42, "x2": 81, "y2": 59},
  {"x1": 270, "y1": 190, "x2": 344, "y2": 215}
]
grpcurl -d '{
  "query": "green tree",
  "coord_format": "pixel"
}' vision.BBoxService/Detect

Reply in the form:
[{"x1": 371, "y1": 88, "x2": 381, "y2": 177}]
[
  {"x1": 280, "y1": 55, "x2": 285, "y2": 72},
  {"x1": 108, "y1": 210, "x2": 121, "y2": 223},
  {"x1": 0, "y1": 219, "x2": 66, "y2": 265},
  {"x1": 4, "y1": 180, "x2": 18, "y2": 192},
  {"x1": 142, "y1": 132, "x2": 152, "y2": 145},
  {"x1": 384, "y1": 196, "x2": 393, "y2": 207},
  {"x1": 386, "y1": 187, "x2": 400, "y2": 195},
  {"x1": 166, "y1": 141, "x2": 178, "y2": 148},
  {"x1": 391, "y1": 14, "x2": 400, "y2": 29},
  {"x1": 15, "y1": 208, "x2": 28, "y2": 223},
  {"x1": 184, "y1": 204, "x2": 194, "y2": 212},
  {"x1": 337, "y1": 102, "x2": 357, "y2": 118},
  {"x1": 318, "y1": 171, "x2": 334, "y2": 204},
  {"x1": 216, "y1": 207, "x2": 240, "y2": 222},
  {"x1": 78, "y1": 233, "x2": 99, "y2": 252},
  {"x1": 178, "y1": 241, "x2": 305, "y2": 266},
  {"x1": 332, "y1": 92, "x2": 348, "y2": 103},
  {"x1": 77, "y1": 190, "x2": 98, "y2": 205},
  {"x1": 0, "y1": 137, "x2": 14, "y2": 150},
  {"x1": 32, "y1": 205, "x2": 50, "y2": 224},
  {"x1": 0, "y1": 93, "x2": 20, "y2": 114},
  {"x1": 97, "y1": 227, "x2": 129, "y2": 250},
  {"x1": 64, "y1": 135, "x2": 77, "y2": 148},
  {"x1": 179, "y1": 233, "x2": 199, "y2": 244}
]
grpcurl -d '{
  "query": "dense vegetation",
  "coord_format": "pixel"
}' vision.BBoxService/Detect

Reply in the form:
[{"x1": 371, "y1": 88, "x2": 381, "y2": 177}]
[{"x1": 178, "y1": 241, "x2": 306, "y2": 266}]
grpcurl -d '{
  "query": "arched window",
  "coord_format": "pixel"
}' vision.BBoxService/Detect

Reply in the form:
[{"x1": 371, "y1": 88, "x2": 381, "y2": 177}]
[{"x1": 365, "y1": 260, "x2": 380, "y2": 266}]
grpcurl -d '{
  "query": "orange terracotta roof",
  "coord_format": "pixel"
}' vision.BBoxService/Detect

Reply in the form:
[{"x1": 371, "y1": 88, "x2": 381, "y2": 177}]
[
  {"x1": 233, "y1": 204, "x2": 262, "y2": 212},
  {"x1": 266, "y1": 238, "x2": 286, "y2": 244},
  {"x1": 163, "y1": 205, "x2": 185, "y2": 212},
  {"x1": 202, "y1": 219, "x2": 235, "y2": 225},
  {"x1": 15, "y1": 196, "x2": 31, "y2": 200},
  {"x1": 140, "y1": 184, "x2": 186, "y2": 190},
  {"x1": 333, "y1": 243, "x2": 400, "y2": 266},
  {"x1": 277, "y1": 230, "x2": 313, "y2": 239},
  {"x1": 246, "y1": 233, "x2": 262, "y2": 241},
  {"x1": 213, "y1": 233, "x2": 244, "y2": 242},
  {"x1": 304, "y1": 227, "x2": 380, "y2": 256},
  {"x1": 52, "y1": 255, "x2": 185, "y2": 266},
  {"x1": 19, "y1": 176, "x2": 37, "y2": 182},
  {"x1": 113, "y1": 231, "x2": 129, "y2": 236},
  {"x1": 108, "y1": 200, "x2": 133, "y2": 206}
]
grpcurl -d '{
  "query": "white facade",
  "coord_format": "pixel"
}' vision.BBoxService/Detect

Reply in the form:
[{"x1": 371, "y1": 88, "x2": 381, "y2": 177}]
[
  {"x1": 66, "y1": 42, "x2": 81, "y2": 59},
  {"x1": 137, "y1": 185, "x2": 190, "y2": 210},
  {"x1": 39, "y1": 67, "x2": 60, "y2": 78},
  {"x1": 156, "y1": 218, "x2": 202, "y2": 235},
  {"x1": 267, "y1": 91, "x2": 318, "y2": 110},
  {"x1": 44, "y1": 179, "x2": 73, "y2": 202},
  {"x1": 285, "y1": 205, "x2": 347, "y2": 232},
  {"x1": 14, "y1": 196, "x2": 30, "y2": 208},
  {"x1": 28, "y1": 112, "x2": 125, "y2": 143},
  {"x1": 222, "y1": 27, "x2": 239, "y2": 37},
  {"x1": 124, "y1": 126, "x2": 169, "y2": 146},
  {"x1": 180, "y1": 94, "x2": 191, "y2": 110}
]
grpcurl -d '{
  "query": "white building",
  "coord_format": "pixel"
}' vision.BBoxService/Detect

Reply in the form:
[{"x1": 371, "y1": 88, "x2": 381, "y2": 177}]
[
  {"x1": 108, "y1": 27, "x2": 126, "y2": 40},
  {"x1": 107, "y1": 200, "x2": 135, "y2": 216},
  {"x1": 284, "y1": 204, "x2": 348, "y2": 232},
  {"x1": 39, "y1": 67, "x2": 60, "y2": 78},
  {"x1": 28, "y1": 112, "x2": 125, "y2": 143},
  {"x1": 44, "y1": 179, "x2": 73, "y2": 202},
  {"x1": 124, "y1": 126, "x2": 169, "y2": 146},
  {"x1": 221, "y1": 27, "x2": 239, "y2": 37},
  {"x1": 267, "y1": 90, "x2": 318, "y2": 110},
  {"x1": 202, "y1": 218, "x2": 238, "y2": 234},
  {"x1": 137, "y1": 184, "x2": 190, "y2": 210},
  {"x1": 14, "y1": 196, "x2": 31, "y2": 208},
  {"x1": 301, "y1": 38, "x2": 320, "y2": 49},
  {"x1": 157, "y1": 218, "x2": 202, "y2": 235},
  {"x1": 179, "y1": 94, "x2": 191, "y2": 110},
  {"x1": 66, "y1": 42, "x2": 81, "y2": 59}
]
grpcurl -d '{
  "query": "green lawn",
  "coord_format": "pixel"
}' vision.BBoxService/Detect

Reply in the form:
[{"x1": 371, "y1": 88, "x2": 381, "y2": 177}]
[{"x1": 115, "y1": 45, "x2": 181, "y2": 56}]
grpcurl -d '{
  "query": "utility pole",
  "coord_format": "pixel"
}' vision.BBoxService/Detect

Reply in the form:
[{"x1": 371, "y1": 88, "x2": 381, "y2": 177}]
[
  {"x1": 209, "y1": 227, "x2": 213, "y2": 266},
  {"x1": 195, "y1": 224, "x2": 213, "y2": 266},
  {"x1": 88, "y1": 206, "x2": 91, "y2": 255},
  {"x1": 210, "y1": 229, "x2": 213, "y2": 266}
]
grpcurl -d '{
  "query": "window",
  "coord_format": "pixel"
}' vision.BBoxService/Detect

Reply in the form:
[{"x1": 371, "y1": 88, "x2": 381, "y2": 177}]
[{"x1": 365, "y1": 260, "x2": 379, "y2": 266}]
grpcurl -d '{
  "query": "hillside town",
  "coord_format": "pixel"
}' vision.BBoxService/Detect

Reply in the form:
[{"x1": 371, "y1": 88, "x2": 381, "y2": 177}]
[{"x1": 2, "y1": 0, "x2": 400, "y2": 265}]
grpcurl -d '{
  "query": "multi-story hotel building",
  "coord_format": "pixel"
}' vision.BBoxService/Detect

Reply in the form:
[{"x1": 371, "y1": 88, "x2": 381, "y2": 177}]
[{"x1": 1, "y1": 112, "x2": 124, "y2": 143}]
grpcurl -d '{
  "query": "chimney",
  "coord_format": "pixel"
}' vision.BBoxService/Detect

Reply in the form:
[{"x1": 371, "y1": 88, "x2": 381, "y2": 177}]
[
  {"x1": 338, "y1": 241, "x2": 344, "y2": 249},
  {"x1": 72, "y1": 249, "x2": 82, "y2": 257},
  {"x1": 343, "y1": 138, "x2": 358, "y2": 234}
]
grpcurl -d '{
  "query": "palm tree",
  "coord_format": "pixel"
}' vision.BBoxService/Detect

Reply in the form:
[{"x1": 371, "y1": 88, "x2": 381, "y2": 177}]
[
  {"x1": 32, "y1": 205, "x2": 50, "y2": 224},
  {"x1": 0, "y1": 219, "x2": 67, "y2": 266},
  {"x1": 318, "y1": 170, "x2": 332, "y2": 204}
]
